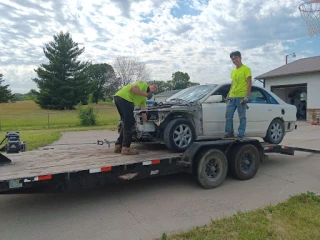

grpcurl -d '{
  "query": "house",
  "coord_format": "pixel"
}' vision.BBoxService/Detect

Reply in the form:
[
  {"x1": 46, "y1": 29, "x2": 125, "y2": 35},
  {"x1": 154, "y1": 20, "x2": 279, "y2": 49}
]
[
  {"x1": 154, "y1": 89, "x2": 181, "y2": 103},
  {"x1": 255, "y1": 56, "x2": 320, "y2": 122}
]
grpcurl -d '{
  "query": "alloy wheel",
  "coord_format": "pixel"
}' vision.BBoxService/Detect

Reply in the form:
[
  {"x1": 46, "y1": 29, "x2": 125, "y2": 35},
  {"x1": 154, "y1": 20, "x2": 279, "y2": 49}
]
[
  {"x1": 173, "y1": 124, "x2": 192, "y2": 148},
  {"x1": 270, "y1": 122, "x2": 283, "y2": 141}
]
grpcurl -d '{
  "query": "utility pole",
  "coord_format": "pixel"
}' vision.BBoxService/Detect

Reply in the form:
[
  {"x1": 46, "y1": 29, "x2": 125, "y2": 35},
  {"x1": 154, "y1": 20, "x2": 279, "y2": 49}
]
[{"x1": 286, "y1": 52, "x2": 296, "y2": 64}]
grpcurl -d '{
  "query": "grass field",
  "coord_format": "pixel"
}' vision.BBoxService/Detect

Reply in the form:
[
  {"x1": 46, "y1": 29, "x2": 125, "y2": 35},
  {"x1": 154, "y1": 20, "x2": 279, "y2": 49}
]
[
  {"x1": 0, "y1": 126, "x2": 115, "y2": 150},
  {"x1": 159, "y1": 192, "x2": 320, "y2": 240},
  {"x1": 0, "y1": 100, "x2": 119, "y2": 131},
  {"x1": 0, "y1": 100, "x2": 119, "y2": 150}
]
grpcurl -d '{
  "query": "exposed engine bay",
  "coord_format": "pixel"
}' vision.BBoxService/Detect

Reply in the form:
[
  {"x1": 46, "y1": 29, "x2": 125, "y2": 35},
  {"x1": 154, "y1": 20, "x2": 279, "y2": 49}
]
[{"x1": 118, "y1": 99, "x2": 203, "y2": 149}]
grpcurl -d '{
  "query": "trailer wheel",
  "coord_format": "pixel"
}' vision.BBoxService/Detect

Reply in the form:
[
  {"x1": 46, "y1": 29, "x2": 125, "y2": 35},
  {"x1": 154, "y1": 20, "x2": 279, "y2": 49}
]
[
  {"x1": 196, "y1": 149, "x2": 228, "y2": 189},
  {"x1": 229, "y1": 144, "x2": 260, "y2": 180}
]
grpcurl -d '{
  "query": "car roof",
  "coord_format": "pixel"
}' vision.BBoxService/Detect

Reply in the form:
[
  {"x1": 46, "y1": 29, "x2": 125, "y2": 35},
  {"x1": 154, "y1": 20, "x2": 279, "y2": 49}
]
[
  {"x1": 195, "y1": 82, "x2": 286, "y2": 104},
  {"x1": 198, "y1": 82, "x2": 266, "y2": 89}
]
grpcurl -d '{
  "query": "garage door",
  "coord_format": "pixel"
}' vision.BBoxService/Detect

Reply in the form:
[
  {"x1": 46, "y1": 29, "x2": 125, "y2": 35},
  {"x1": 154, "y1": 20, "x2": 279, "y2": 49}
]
[{"x1": 271, "y1": 83, "x2": 307, "y2": 120}]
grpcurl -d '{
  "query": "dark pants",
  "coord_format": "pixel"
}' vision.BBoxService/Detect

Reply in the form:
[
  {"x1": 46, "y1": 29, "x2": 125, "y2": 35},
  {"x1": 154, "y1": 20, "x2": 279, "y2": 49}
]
[{"x1": 114, "y1": 96, "x2": 134, "y2": 147}]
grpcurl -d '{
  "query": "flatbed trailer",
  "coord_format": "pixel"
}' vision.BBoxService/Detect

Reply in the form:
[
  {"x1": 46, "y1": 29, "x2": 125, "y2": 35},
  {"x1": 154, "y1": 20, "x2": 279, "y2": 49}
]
[{"x1": 0, "y1": 138, "x2": 318, "y2": 194}]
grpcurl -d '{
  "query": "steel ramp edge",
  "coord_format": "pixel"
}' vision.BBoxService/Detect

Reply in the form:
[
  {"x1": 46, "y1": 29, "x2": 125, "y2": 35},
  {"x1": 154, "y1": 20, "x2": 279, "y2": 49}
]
[{"x1": 0, "y1": 153, "x2": 12, "y2": 165}]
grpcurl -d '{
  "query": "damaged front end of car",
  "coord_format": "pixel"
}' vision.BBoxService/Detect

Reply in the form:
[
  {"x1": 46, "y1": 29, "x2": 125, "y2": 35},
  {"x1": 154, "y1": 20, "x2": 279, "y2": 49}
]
[{"x1": 131, "y1": 100, "x2": 203, "y2": 147}]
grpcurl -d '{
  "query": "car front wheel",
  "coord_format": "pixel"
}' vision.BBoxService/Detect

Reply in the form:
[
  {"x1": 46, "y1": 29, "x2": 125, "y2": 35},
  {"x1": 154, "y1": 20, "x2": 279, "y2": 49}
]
[
  {"x1": 263, "y1": 118, "x2": 285, "y2": 144},
  {"x1": 163, "y1": 118, "x2": 195, "y2": 152}
]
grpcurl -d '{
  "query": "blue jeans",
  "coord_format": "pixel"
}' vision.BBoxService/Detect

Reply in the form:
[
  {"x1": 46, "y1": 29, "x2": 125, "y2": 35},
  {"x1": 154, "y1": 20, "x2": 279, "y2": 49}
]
[{"x1": 225, "y1": 97, "x2": 247, "y2": 137}]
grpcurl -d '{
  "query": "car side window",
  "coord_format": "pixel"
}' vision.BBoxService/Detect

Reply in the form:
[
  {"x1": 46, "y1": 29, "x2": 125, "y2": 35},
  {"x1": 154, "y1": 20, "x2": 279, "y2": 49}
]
[
  {"x1": 261, "y1": 89, "x2": 279, "y2": 104},
  {"x1": 211, "y1": 85, "x2": 231, "y2": 102},
  {"x1": 249, "y1": 87, "x2": 267, "y2": 103}
]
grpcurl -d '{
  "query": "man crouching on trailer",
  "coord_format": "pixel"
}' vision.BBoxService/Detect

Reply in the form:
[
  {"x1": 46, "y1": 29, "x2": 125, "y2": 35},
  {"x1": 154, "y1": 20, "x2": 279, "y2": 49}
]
[{"x1": 113, "y1": 81, "x2": 158, "y2": 155}]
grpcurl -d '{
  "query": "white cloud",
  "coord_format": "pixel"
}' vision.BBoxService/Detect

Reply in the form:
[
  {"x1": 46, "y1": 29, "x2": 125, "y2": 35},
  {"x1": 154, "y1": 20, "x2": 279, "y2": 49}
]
[{"x1": 0, "y1": 0, "x2": 318, "y2": 94}]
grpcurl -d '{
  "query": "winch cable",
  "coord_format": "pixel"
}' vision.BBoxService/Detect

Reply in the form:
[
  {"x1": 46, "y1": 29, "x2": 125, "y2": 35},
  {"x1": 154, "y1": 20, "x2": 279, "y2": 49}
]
[{"x1": 39, "y1": 139, "x2": 117, "y2": 149}]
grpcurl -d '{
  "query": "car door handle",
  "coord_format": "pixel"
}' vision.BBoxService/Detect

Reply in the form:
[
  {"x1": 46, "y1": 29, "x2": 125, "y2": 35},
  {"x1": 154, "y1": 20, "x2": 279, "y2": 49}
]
[{"x1": 268, "y1": 109, "x2": 272, "y2": 111}]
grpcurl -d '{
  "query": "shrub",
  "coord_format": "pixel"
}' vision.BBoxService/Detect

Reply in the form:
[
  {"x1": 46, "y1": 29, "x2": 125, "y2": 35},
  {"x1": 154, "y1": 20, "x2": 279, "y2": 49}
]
[{"x1": 76, "y1": 94, "x2": 98, "y2": 126}]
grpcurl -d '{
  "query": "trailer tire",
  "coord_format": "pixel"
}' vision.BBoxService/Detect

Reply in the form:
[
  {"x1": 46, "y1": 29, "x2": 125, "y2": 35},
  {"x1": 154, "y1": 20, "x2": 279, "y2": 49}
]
[
  {"x1": 229, "y1": 144, "x2": 260, "y2": 180},
  {"x1": 195, "y1": 149, "x2": 228, "y2": 189}
]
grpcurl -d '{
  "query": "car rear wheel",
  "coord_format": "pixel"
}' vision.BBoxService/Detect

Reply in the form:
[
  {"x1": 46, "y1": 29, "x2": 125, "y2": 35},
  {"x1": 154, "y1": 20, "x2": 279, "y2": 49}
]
[
  {"x1": 163, "y1": 118, "x2": 195, "y2": 152},
  {"x1": 263, "y1": 118, "x2": 285, "y2": 144}
]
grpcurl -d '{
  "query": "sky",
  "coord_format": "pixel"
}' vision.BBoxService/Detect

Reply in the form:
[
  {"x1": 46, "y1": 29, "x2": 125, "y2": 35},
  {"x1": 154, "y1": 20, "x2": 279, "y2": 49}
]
[{"x1": 0, "y1": 0, "x2": 319, "y2": 93}]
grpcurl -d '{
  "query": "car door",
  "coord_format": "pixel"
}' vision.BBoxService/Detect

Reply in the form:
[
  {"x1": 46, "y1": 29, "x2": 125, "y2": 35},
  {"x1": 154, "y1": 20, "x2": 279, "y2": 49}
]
[
  {"x1": 245, "y1": 87, "x2": 275, "y2": 136},
  {"x1": 202, "y1": 84, "x2": 230, "y2": 137}
]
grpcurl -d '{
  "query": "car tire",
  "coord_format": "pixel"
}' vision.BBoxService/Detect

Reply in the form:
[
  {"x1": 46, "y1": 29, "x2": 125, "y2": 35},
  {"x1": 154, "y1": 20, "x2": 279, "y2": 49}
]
[
  {"x1": 195, "y1": 149, "x2": 228, "y2": 189},
  {"x1": 228, "y1": 144, "x2": 260, "y2": 180},
  {"x1": 263, "y1": 118, "x2": 285, "y2": 144},
  {"x1": 163, "y1": 118, "x2": 195, "y2": 152}
]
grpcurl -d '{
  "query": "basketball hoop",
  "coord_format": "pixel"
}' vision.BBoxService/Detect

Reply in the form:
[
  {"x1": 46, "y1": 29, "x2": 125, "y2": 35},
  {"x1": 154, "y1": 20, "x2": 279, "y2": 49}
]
[{"x1": 299, "y1": 0, "x2": 320, "y2": 37}]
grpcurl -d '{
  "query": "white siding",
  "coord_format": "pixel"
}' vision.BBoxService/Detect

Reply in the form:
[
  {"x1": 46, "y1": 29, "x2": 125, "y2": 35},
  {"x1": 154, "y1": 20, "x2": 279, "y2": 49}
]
[{"x1": 264, "y1": 73, "x2": 320, "y2": 108}]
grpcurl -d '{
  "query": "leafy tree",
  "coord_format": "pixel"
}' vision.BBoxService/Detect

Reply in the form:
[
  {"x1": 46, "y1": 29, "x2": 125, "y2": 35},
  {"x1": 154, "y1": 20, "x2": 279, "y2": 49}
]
[
  {"x1": 171, "y1": 71, "x2": 191, "y2": 90},
  {"x1": 32, "y1": 31, "x2": 90, "y2": 110},
  {"x1": 171, "y1": 71, "x2": 200, "y2": 90},
  {"x1": 147, "y1": 80, "x2": 172, "y2": 93},
  {"x1": 188, "y1": 81, "x2": 200, "y2": 87},
  {"x1": 12, "y1": 93, "x2": 24, "y2": 101},
  {"x1": 0, "y1": 73, "x2": 14, "y2": 103},
  {"x1": 86, "y1": 63, "x2": 118, "y2": 103},
  {"x1": 147, "y1": 79, "x2": 200, "y2": 94},
  {"x1": 23, "y1": 89, "x2": 39, "y2": 101}
]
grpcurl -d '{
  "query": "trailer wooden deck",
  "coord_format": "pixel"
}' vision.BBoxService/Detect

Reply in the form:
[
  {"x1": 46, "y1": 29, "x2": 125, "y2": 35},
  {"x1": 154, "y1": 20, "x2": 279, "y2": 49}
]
[{"x1": 0, "y1": 144, "x2": 181, "y2": 181}]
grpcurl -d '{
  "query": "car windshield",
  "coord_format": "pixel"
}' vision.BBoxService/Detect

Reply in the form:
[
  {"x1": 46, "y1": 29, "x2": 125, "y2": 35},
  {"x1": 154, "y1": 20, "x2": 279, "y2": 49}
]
[{"x1": 166, "y1": 84, "x2": 218, "y2": 103}]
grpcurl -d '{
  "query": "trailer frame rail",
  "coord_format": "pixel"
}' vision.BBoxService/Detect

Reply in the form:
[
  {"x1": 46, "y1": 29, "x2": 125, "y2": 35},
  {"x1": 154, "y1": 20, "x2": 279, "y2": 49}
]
[{"x1": 1, "y1": 138, "x2": 320, "y2": 194}]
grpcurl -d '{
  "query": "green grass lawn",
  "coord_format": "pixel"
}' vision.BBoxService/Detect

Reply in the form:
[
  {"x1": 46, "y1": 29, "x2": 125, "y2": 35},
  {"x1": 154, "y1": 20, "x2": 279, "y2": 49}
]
[
  {"x1": 159, "y1": 192, "x2": 320, "y2": 240},
  {"x1": 0, "y1": 100, "x2": 119, "y2": 131},
  {"x1": 0, "y1": 126, "x2": 117, "y2": 150},
  {"x1": 0, "y1": 100, "x2": 119, "y2": 150}
]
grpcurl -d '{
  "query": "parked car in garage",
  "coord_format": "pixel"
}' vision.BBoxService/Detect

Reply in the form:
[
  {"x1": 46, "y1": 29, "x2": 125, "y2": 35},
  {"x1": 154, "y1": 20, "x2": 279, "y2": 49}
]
[{"x1": 119, "y1": 83, "x2": 297, "y2": 152}]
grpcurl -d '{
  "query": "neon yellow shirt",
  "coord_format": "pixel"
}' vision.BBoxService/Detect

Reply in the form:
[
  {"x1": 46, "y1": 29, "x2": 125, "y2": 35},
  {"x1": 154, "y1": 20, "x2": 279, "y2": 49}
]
[
  {"x1": 114, "y1": 81, "x2": 148, "y2": 107},
  {"x1": 229, "y1": 64, "x2": 252, "y2": 98}
]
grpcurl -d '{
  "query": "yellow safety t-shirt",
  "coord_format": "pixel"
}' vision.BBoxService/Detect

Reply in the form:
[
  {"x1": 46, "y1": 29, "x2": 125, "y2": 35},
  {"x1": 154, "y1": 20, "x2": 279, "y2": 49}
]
[
  {"x1": 114, "y1": 81, "x2": 148, "y2": 107},
  {"x1": 229, "y1": 64, "x2": 252, "y2": 98}
]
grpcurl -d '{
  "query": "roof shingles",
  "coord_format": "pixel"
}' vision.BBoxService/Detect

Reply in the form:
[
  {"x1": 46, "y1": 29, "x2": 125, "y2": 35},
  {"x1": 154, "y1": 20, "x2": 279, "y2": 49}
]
[{"x1": 255, "y1": 56, "x2": 320, "y2": 79}]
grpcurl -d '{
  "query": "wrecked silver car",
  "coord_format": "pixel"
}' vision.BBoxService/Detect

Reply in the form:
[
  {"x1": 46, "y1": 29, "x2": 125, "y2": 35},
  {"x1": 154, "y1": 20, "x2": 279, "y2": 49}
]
[
  {"x1": 118, "y1": 84, "x2": 222, "y2": 152},
  {"x1": 118, "y1": 82, "x2": 297, "y2": 152}
]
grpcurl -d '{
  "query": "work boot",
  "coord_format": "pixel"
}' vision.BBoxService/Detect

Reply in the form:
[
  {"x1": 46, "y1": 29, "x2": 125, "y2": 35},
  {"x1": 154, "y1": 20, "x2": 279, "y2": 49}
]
[
  {"x1": 121, "y1": 147, "x2": 139, "y2": 155},
  {"x1": 223, "y1": 133, "x2": 234, "y2": 139},
  {"x1": 236, "y1": 136, "x2": 244, "y2": 142},
  {"x1": 114, "y1": 144, "x2": 122, "y2": 153}
]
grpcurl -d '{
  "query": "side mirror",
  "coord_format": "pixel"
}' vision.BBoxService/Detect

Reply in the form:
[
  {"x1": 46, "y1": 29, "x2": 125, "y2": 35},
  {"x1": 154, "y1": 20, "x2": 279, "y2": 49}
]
[{"x1": 205, "y1": 95, "x2": 223, "y2": 103}]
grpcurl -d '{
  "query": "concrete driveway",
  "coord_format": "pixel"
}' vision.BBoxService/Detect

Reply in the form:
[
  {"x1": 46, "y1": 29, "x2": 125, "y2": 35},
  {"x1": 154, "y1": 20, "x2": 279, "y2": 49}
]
[{"x1": 1, "y1": 122, "x2": 320, "y2": 240}]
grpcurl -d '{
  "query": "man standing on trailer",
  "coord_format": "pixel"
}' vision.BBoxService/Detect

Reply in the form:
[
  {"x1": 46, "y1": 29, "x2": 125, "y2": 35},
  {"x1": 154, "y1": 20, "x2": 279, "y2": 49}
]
[
  {"x1": 113, "y1": 81, "x2": 158, "y2": 155},
  {"x1": 224, "y1": 51, "x2": 252, "y2": 141}
]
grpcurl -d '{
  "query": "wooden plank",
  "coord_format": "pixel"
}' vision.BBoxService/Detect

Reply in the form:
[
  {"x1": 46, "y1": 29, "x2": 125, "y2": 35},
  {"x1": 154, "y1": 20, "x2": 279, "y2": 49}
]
[{"x1": 0, "y1": 144, "x2": 181, "y2": 181}]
